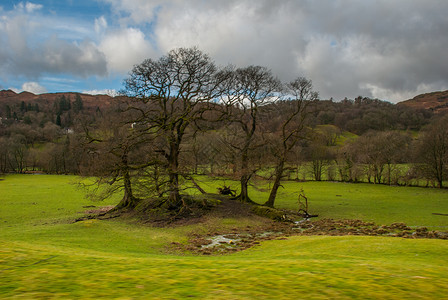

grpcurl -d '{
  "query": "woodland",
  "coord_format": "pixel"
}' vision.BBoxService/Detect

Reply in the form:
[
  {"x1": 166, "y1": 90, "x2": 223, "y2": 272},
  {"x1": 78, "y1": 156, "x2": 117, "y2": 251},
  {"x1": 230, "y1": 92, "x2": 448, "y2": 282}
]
[{"x1": 1, "y1": 47, "x2": 447, "y2": 216}]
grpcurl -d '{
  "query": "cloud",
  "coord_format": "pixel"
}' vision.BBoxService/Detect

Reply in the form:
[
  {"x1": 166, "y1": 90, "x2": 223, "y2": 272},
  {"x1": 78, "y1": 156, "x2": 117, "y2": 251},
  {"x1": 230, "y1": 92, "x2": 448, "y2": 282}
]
[
  {"x1": 101, "y1": 0, "x2": 448, "y2": 102},
  {"x1": 3, "y1": 0, "x2": 448, "y2": 102},
  {"x1": 14, "y1": 2, "x2": 43, "y2": 13},
  {"x1": 99, "y1": 27, "x2": 155, "y2": 73},
  {"x1": 22, "y1": 81, "x2": 47, "y2": 94},
  {"x1": 94, "y1": 16, "x2": 107, "y2": 34},
  {"x1": 0, "y1": 3, "x2": 108, "y2": 80},
  {"x1": 11, "y1": 81, "x2": 47, "y2": 94},
  {"x1": 102, "y1": 0, "x2": 164, "y2": 24},
  {"x1": 83, "y1": 89, "x2": 118, "y2": 96}
]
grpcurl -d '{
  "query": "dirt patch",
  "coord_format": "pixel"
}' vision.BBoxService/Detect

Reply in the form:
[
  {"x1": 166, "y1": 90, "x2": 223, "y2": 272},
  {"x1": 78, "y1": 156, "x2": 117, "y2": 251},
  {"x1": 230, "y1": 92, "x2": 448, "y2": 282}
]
[
  {"x1": 171, "y1": 221, "x2": 292, "y2": 255},
  {"x1": 74, "y1": 205, "x2": 117, "y2": 222},
  {"x1": 170, "y1": 218, "x2": 448, "y2": 255},
  {"x1": 293, "y1": 219, "x2": 448, "y2": 240},
  {"x1": 136, "y1": 196, "x2": 265, "y2": 227},
  {"x1": 83, "y1": 205, "x2": 115, "y2": 214}
]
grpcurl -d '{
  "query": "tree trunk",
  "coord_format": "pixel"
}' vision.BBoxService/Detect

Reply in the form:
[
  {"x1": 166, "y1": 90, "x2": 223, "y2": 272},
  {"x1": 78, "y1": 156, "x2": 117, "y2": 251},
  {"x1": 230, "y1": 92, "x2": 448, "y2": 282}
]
[
  {"x1": 115, "y1": 165, "x2": 139, "y2": 209},
  {"x1": 265, "y1": 160, "x2": 284, "y2": 207},
  {"x1": 313, "y1": 160, "x2": 322, "y2": 181},
  {"x1": 194, "y1": 158, "x2": 198, "y2": 174},
  {"x1": 188, "y1": 176, "x2": 206, "y2": 194},
  {"x1": 237, "y1": 149, "x2": 252, "y2": 202},
  {"x1": 167, "y1": 141, "x2": 182, "y2": 208},
  {"x1": 210, "y1": 161, "x2": 214, "y2": 175},
  {"x1": 153, "y1": 165, "x2": 162, "y2": 196},
  {"x1": 239, "y1": 174, "x2": 251, "y2": 202},
  {"x1": 168, "y1": 177, "x2": 181, "y2": 206}
]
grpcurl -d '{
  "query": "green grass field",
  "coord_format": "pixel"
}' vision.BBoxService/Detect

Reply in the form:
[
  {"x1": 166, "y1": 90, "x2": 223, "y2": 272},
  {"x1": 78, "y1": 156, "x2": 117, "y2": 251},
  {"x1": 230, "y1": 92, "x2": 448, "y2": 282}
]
[
  {"x1": 193, "y1": 175, "x2": 448, "y2": 230},
  {"x1": 1, "y1": 174, "x2": 448, "y2": 299}
]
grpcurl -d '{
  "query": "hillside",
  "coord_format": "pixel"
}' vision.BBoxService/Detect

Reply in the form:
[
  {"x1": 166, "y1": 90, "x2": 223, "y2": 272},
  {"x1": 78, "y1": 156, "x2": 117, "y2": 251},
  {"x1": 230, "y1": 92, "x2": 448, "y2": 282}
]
[
  {"x1": 0, "y1": 90, "x2": 117, "y2": 111},
  {"x1": 398, "y1": 90, "x2": 448, "y2": 113},
  {"x1": 3, "y1": 89, "x2": 447, "y2": 113}
]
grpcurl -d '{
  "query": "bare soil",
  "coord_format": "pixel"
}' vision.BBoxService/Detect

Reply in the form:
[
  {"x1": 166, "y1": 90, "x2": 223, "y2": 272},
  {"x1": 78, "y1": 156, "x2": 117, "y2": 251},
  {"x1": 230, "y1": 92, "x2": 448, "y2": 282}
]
[{"x1": 177, "y1": 218, "x2": 448, "y2": 255}]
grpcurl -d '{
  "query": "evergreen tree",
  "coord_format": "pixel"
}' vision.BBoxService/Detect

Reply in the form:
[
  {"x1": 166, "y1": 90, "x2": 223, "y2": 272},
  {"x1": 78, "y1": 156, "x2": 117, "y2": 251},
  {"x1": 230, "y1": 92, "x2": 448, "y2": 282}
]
[
  {"x1": 60, "y1": 96, "x2": 67, "y2": 111},
  {"x1": 66, "y1": 96, "x2": 71, "y2": 110},
  {"x1": 57, "y1": 95, "x2": 71, "y2": 113},
  {"x1": 5, "y1": 105, "x2": 11, "y2": 118},
  {"x1": 73, "y1": 94, "x2": 84, "y2": 113},
  {"x1": 56, "y1": 114, "x2": 62, "y2": 126}
]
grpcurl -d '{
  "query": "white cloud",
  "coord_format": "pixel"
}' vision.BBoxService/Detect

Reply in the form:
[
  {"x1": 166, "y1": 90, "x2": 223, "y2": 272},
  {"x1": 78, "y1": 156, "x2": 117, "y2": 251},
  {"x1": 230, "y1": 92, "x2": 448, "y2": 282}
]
[
  {"x1": 25, "y1": 2, "x2": 43, "y2": 13},
  {"x1": 102, "y1": 0, "x2": 163, "y2": 24},
  {"x1": 94, "y1": 16, "x2": 107, "y2": 34},
  {"x1": 83, "y1": 89, "x2": 118, "y2": 96},
  {"x1": 14, "y1": 2, "x2": 43, "y2": 13},
  {"x1": 11, "y1": 81, "x2": 47, "y2": 94},
  {"x1": 361, "y1": 82, "x2": 448, "y2": 103},
  {"x1": 23, "y1": 81, "x2": 47, "y2": 93},
  {"x1": 99, "y1": 27, "x2": 155, "y2": 73},
  {"x1": 0, "y1": 7, "x2": 108, "y2": 78}
]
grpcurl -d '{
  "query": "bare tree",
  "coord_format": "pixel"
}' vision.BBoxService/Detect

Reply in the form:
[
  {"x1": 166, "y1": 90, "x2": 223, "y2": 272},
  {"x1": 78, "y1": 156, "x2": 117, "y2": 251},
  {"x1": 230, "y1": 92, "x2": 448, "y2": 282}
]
[
  {"x1": 334, "y1": 142, "x2": 358, "y2": 182},
  {"x1": 381, "y1": 131, "x2": 411, "y2": 185},
  {"x1": 122, "y1": 47, "x2": 226, "y2": 208},
  {"x1": 0, "y1": 137, "x2": 9, "y2": 173},
  {"x1": 350, "y1": 130, "x2": 410, "y2": 184},
  {"x1": 7, "y1": 134, "x2": 28, "y2": 173},
  {"x1": 415, "y1": 117, "x2": 448, "y2": 188},
  {"x1": 264, "y1": 77, "x2": 317, "y2": 207},
  {"x1": 80, "y1": 107, "x2": 156, "y2": 209},
  {"x1": 307, "y1": 133, "x2": 333, "y2": 181},
  {"x1": 220, "y1": 66, "x2": 282, "y2": 203}
]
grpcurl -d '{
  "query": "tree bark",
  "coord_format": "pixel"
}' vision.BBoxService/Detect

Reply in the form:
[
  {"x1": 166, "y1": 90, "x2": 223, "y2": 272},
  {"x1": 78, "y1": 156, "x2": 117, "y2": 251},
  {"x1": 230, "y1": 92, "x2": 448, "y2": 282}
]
[
  {"x1": 265, "y1": 160, "x2": 284, "y2": 207},
  {"x1": 167, "y1": 140, "x2": 182, "y2": 208},
  {"x1": 238, "y1": 174, "x2": 251, "y2": 202},
  {"x1": 115, "y1": 160, "x2": 139, "y2": 209},
  {"x1": 237, "y1": 147, "x2": 253, "y2": 203}
]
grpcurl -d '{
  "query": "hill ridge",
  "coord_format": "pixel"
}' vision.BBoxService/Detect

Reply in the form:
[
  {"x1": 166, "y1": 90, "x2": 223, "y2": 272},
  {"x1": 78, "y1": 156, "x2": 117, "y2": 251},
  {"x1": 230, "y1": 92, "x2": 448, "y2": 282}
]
[
  {"x1": 0, "y1": 89, "x2": 117, "y2": 110},
  {"x1": 398, "y1": 90, "x2": 448, "y2": 113}
]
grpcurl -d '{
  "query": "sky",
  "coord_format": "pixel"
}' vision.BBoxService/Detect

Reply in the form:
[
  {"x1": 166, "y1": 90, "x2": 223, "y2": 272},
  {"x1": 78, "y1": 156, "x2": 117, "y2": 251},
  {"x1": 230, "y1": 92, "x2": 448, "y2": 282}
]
[{"x1": 1, "y1": 0, "x2": 448, "y2": 103}]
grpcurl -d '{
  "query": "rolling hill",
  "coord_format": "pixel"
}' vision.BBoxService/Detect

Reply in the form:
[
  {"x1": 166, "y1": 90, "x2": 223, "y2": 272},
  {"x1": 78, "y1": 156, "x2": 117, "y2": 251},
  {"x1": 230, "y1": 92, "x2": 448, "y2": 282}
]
[
  {"x1": 397, "y1": 90, "x2": 448, "y2": 113},
  {"x1": 0, "y1": 90, "x2": 116, "y2": 112}
]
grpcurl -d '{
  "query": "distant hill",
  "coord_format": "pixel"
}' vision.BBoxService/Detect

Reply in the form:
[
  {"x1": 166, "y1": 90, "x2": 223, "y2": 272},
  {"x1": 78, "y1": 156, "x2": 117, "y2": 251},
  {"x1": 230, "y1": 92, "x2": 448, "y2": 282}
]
[
  {"x1": 398, "y1": 90, "x2": 448, "y2": 113},
  {"x1": 3, "y1": 88, "x2": 447, "y2": 114},
  {"x1": 0, "y1": 90, "x2": 117, "y2": 111}
]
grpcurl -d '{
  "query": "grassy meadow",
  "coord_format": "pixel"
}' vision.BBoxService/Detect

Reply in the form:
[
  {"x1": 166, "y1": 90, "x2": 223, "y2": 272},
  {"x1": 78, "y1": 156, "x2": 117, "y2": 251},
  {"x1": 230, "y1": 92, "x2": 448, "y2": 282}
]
[
  {"x1": 192, "y1": 175, "x2": 448, "y2": 230},
  {"x1": 1, "y1": 174, "x2": 448, "y2": 299}
]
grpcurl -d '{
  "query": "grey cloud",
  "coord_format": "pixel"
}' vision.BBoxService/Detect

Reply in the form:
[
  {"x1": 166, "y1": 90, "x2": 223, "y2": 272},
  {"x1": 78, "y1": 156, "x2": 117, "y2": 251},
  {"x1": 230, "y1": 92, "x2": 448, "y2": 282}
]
[
  {"x1": 0, "y1": 7, "x2": 108, "y2": 82},
  {"x1": 114, "y1": 0, "x2": 446, "y2": 101},
  {"x1": 3, "y1": 0, "x2": 448, "y2": 102},
  {"x1": 38, "y1": 38, "x2": 107, "y2": 77},
  {"x1": 2, "y1": 37, "x2": 108, "y2": 79}
]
